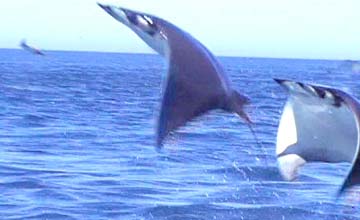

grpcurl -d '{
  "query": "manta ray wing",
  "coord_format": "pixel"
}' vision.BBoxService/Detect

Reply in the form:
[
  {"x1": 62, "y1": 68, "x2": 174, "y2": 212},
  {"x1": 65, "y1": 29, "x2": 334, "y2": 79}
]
[{"x1": 157, "y1": 55, "x2": 223, "y2": 146}]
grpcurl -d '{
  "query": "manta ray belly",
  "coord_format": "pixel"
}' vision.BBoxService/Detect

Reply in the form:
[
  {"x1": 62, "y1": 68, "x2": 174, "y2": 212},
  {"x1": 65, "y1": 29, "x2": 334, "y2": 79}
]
[
  {"x1": 276, "y1": 100, "x2": 303, "y2": 180},
  {"x1": 277, "y1": 101, "x2": 298, "y2": 155},
  {"x1": 291, "y1": 94, "x2": 357, "y2": 162},
  {"x1": 278, "y1": 154, "x2": 306, "y2": 180},
  {"x1": 277, "y1": 93, "x2": 358, "y2": 180}
]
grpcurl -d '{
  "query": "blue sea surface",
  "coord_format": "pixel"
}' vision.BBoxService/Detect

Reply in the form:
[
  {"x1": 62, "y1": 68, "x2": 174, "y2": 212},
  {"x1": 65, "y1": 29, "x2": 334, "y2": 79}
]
[{"x1": 1, "y1": 49, "x2": 360, "y2": 219}]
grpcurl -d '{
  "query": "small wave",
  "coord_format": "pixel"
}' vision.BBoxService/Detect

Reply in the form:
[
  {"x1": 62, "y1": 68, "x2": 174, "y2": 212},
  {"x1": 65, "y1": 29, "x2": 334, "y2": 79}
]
[{"x1": 143, "y1": 203, "x2": 358, "y2": 220}]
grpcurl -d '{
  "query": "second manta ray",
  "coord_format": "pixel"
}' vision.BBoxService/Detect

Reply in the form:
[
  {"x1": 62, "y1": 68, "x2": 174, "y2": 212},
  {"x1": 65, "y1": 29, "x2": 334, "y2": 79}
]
[
  {"x1": 98, "y1": 4, "x2": 252, "y2": 147},
  {"x1": 275, "y1": 79, "x2": 360, "y2": 195}
]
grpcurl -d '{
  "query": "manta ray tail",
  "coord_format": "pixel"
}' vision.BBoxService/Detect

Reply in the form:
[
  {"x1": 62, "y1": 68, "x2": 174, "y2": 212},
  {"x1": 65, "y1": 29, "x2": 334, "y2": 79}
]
[
  {"x1": 229, "y1": 91, "x2": 267, "y2": 159},
  {"x1": 228, "y1": 90, "x2": 252, "y2": 123},
  {"x1": 228, "y1": 91, "x2": 268, "y2": 162},
  {"x1": 229, "y1": 91, "x2": 269, "y2": 163}
]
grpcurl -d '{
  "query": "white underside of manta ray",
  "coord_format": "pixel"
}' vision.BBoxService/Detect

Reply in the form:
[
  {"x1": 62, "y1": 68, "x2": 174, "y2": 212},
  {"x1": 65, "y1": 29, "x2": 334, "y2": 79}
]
[
  {"x1": 275, "y1": 78, "x2": 360, "y2": 195},
  {"x1": 98, "y1": 3, "x2": 252, "y2": 147}
]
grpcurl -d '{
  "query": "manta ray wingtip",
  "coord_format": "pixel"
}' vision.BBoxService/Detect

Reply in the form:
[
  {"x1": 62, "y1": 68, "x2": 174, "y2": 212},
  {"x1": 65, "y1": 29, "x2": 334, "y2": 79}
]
[
  {"x1": 156, "y1": 140, "x2": 164, "y2": 149},
  {"x1": 273, "y1": 78, "x2": 287, "y2": 85},
  {"x1": 97, "y1": 2, "x2": 105, "y2": 8},
  {"x1": 335, "y1": 182, "x2": 349, "y2": 199},
  {"x1": 97, "y1": 2, "x2": 113, "y2": 12}
]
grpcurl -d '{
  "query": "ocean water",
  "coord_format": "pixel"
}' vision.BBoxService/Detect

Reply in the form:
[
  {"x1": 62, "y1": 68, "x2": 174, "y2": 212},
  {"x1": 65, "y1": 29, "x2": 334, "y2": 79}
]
[{"x1": 1, "y1": 49, "x2": 360, "y2": 220}]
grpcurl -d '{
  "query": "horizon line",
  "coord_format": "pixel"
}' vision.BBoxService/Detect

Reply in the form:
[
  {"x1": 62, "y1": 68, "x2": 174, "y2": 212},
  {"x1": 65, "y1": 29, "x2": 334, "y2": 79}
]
[{"x1": 0, "y1": 47, "x2": 358, "y2": 62}]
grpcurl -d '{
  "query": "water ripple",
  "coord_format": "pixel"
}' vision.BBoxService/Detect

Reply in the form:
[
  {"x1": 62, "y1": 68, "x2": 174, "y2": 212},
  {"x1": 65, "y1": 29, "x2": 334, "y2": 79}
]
[{"x1": 0, "y1": 50, "x2": 359, "y2": 219}]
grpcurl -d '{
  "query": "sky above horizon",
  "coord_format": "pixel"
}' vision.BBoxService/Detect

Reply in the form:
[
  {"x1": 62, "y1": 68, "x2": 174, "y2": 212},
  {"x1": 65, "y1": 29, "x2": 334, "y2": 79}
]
[{"x1": 0, "y1": 0, "x2": 359, "y2": 60}]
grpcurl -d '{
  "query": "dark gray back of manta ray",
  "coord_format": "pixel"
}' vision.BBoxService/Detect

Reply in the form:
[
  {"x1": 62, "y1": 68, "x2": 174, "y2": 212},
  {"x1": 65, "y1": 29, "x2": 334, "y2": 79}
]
[
  {"x1": 96, "y1": 5, "x2": 250, "y2": 146},
  {"x1": 156, "y1": 20, "x2": 248, "y2": 146}
]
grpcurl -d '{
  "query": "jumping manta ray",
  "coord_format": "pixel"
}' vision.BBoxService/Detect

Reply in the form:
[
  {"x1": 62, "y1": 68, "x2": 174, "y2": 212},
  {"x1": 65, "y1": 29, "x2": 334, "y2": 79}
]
[
  {"x1": 98, "y1": 4, "x2": 252, "y2": 147},
  {"x1": 20, "y1": 39, "x2": 44, "y2": 56},
  {"x1": 275, "y1": 78, "x2": 360, "y2": 195}
]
